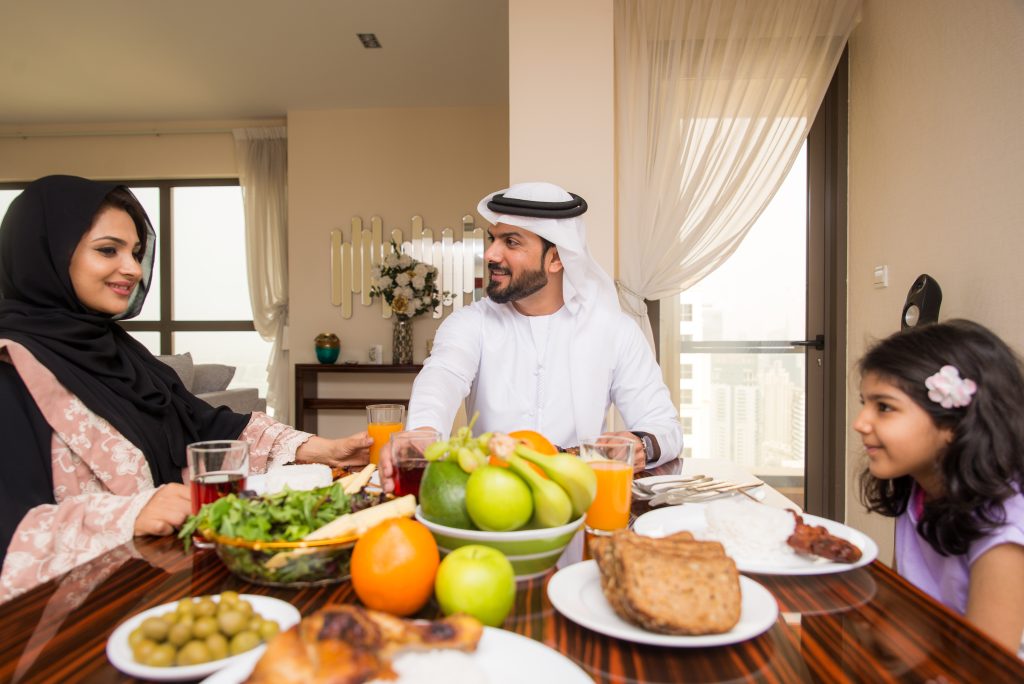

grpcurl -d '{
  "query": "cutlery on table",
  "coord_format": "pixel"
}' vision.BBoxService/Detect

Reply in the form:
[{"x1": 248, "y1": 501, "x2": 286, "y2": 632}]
[{"x1": 648, "y1": 482, "x2": 763, "y2": 507}]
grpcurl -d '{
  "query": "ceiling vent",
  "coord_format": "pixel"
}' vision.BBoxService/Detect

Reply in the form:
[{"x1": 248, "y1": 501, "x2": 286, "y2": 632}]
[{"x1": 357, "y1": 33, "x2": 381, "y2": 49}]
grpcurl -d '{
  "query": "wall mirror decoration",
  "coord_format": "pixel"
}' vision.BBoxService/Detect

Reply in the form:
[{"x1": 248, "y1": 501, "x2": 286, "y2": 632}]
[{"x1": 330, "y1": 215, "x2": 485, "y2": 319}]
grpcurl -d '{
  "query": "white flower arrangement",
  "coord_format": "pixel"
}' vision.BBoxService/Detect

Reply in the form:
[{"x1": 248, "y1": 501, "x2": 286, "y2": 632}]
[{"x1": 369, "y1": 241, "x2": 444, "y2": 321}]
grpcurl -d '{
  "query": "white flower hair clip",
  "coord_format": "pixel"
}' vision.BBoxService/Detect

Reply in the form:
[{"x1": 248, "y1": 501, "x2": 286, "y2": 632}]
[{"x1": 925, "y1": 365, "x2": 977, "y2": 409}]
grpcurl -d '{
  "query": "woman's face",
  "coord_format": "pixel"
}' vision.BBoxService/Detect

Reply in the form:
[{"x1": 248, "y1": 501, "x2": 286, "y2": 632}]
[
  {"x1": 853, "y1": 371, "x2": 953, "y2": 494},
  {"x1": 68, "y1": 207, "x2": 143, "y2": 315}
]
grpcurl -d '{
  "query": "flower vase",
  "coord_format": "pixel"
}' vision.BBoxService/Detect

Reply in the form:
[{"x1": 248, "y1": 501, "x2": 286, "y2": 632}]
[{"x1": 393, "y1": 319, "x2": 413, "y2": 365}]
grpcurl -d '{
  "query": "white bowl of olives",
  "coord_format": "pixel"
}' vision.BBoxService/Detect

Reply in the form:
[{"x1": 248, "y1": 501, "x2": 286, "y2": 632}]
[{"x1": 106, "y1": 592, "x2": 300, "y2": 681}]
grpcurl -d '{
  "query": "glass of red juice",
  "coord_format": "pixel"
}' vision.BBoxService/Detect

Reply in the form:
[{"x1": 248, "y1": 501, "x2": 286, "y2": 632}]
[
  {"x1": 391, "y1": 429, "x2": 441, "y2": 498},
  {"x1": 187, "y1": 440, "x2": 249, "y2": 548}
]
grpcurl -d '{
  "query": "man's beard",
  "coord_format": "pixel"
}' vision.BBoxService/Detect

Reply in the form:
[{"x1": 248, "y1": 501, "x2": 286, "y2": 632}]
[{"x1": 486, "y1": 263, "x2": 549, "y2": 303}]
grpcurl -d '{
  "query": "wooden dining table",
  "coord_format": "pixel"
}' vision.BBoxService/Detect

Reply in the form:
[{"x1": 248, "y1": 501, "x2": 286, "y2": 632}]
[{"x1": 2, "y1": 464, "x2": 1022, "y2": 684}]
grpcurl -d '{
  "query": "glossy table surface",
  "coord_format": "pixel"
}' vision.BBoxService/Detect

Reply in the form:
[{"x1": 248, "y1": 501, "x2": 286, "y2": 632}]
[{"x1": 2, "y1": 470, "x2": 1022, "y2": 683}]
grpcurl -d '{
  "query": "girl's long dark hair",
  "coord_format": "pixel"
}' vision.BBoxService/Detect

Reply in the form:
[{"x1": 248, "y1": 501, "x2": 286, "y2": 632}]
[{"x1": 858, "y1": 319, "x2": 1024, "y2": 556}]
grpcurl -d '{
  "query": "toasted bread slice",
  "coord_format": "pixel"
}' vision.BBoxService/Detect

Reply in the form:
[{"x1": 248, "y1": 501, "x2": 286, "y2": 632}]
[
  {"x1": 591, "y1": 530, "x2": 742, "y2": 636},
  {"x1": 613, "y1": 535, "x2": 741, "y2": 635}
]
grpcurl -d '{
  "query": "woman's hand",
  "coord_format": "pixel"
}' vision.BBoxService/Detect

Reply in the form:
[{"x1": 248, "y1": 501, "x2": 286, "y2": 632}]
[
  {"x1": 295, "y1": 432, "x2": 373, "y2": 469},
  {"x1": 134, "y1": 484, "x2": 192, "y2": 537}
]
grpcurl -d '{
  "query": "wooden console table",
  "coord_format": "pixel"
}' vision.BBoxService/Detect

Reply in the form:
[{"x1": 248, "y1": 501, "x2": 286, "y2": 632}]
[{"x1": 293, "y1": 363, "x2": 422, "y2": 433}]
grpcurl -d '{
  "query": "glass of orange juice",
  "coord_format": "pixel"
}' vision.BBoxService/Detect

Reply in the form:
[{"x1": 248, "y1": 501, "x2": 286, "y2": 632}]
[
  {"x1": 366, "y1": 403, "x2": 405, "y2": 465},
  {"x1": 581, "y1": 436, "x2": 635, "y2": 534}
]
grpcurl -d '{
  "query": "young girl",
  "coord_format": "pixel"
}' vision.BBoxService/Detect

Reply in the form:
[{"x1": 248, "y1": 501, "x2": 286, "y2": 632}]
[{"x1": 854, "y1": 319, "x2": 1024, "y2": 655}]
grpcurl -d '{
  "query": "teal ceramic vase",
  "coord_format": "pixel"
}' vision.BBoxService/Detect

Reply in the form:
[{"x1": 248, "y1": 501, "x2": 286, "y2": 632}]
[{"x1": 315, "y1": 333, "x2": 340, "y2": 364}]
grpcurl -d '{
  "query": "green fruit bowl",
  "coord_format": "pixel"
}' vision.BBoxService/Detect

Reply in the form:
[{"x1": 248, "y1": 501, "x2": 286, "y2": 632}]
[{"x1": 415, "y1": 506, "x2": 584, "y2": 580}]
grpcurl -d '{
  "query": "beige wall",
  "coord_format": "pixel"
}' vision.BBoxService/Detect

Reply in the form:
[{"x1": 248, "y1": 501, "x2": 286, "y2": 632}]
[
  {"x1": 0, "y1": 120, "x2": 280, "y2": 181},
  {"x1": 846, "y1": 0, "x2": 1024, "y2": 561},
  {"x1": 287, "y1": 106, "x2": 508, "y2": 436},
  {"x1": 508, "y1": 0, "x2": 616, "y2": 276}
]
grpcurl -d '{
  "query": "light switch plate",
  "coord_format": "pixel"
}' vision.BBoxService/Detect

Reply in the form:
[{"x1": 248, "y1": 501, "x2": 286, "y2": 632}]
[{"x1": 873, "y1": 265, "x2": 889, "y2": 288}]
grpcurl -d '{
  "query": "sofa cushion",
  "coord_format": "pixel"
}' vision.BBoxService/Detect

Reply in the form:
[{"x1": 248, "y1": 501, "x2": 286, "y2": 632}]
[
  {"x1": 155, "y1": 352, "x2": 195, "y2": 392},
  {"x1": 192, "y1": 364, "x2": 236, "y2": 394},
  {"x1": 197, "y1": 387, "x2": 260, "y2": 414}
]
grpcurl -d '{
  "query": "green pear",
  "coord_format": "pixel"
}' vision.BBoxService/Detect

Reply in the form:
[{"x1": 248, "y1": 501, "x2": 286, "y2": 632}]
[
  {"x1": 515, "y1": 445, "x2": 597, "y2": 519},
  {"x1": 505, "y1": 453, "x2": 573, "y2": 528}
]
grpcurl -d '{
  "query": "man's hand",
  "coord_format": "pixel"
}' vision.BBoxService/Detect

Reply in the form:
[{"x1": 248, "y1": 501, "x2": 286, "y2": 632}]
[
  {"x1": 134, "y1": 484, "x2": 192, "y2": 537},
  {"x1": 380, "y1": 426, "x2": 436, "y2": 494},
  {"x1": 295, "y1": 432, "x2": 373, "y2": 469},
  {"x1": 599, "y1": 431, "x2": 646, "y2": 473}
]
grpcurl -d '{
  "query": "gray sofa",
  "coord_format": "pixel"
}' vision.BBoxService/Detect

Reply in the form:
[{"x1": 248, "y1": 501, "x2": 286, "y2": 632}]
[{"x1": 155, "y1": 352, "x2": 267, "y2": 414}]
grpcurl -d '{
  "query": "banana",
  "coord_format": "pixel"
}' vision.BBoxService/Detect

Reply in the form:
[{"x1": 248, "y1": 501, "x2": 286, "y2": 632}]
[
  {"x1": 515, "y1": 445, "x2": 597, "y2": 519},
  {"x1": 506, "y1": 453, "x2": 572, "y2": 528}
]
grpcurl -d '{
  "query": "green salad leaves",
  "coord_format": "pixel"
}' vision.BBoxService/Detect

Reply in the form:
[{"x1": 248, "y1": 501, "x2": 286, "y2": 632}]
[{"x1": 179, "y1": 482, "x2": 350, "y2": 550}]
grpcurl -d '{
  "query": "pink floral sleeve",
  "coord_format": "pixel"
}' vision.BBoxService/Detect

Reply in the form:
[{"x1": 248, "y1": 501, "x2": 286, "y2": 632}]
[
  {"x1": 0, "y1": 341, "x2": 312, "y2": 603},
  {"x1": 240, "y1": 412, "x2": 313, "y2": 474}
]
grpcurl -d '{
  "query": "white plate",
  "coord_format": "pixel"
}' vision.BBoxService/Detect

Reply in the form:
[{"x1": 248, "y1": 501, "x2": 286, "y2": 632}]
[
  {"x1": 635, "y1": 475, "x2": 767, "y2": 502},
  {"x1": 106, "y1": 594, "x2": 301, "y2": 682},
  {"x1": 201, "y1": 625, "x2": 592, "y2": 684},
  {"x1": 632, "y1": 504, "x2": 878, "y2": 575},
  {"x1": 547, "y1": 560, "x2": 778, "y2": 648},
  {"x1": 244, "y1": 473, "x2": 266, "y2": 494}
]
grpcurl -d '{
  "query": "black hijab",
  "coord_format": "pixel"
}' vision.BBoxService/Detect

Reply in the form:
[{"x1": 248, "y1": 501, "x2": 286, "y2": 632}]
[{"x1": 0, "y1": 175, "x2": 249, "y2": 507}]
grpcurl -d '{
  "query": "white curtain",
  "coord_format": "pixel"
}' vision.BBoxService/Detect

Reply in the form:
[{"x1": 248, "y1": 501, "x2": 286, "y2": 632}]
[
  {"x1": 233, "y1": 127, "x2": 289, "y2": 422},
  {"x1": 615, "y1": 0, "x2": 861, "y2": 345}
]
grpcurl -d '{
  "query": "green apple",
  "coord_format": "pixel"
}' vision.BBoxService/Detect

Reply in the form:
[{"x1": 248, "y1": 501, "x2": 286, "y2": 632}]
[
  {"x1": 434, "y1": 545, "x2": 516, "y2": 627},
  {"x1": 464, "y1": 465, "x2": 532, "y2": 531}
]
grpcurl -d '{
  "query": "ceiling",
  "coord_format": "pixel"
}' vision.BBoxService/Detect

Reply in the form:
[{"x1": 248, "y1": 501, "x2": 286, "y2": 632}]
[{"x1": 0, "y1": 0, "x2": 508, "y2": 127}]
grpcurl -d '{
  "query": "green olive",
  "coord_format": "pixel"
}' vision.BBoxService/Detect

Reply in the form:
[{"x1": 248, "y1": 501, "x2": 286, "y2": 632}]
[
  {"x1": 248, "y1": 616, "x2": 263, "y2": 632},
  {"x1": 195, "y1": 597, "x2": 217, "y2": 618},
  {"x1": 235, "y1": 600, "x2": 253, "y2": 617},
  {"x1": 144, "y1": 643, "x2": 176, "y2": 668},
  {"x1": 176, "y1": 640, "x2": 213, "y2": 666},
  {"x1": 176, "y1": 599, "x2": 196, "y2": 616},
  {"x1": 127, "y1": 627, "x2": 147, "y2": 650},
  {"x1": 176, "y1": 614, "x2": 194, "y2": 630},
  {"x1": 206, "y1": 633, "x2": 229, "y2": 661},
  {"x1": 219, "y1": 590, "x2": 240, "y2": 605},
  {"x1": 192, "y1": 615, "x2": 218, "y2": 640},
  {"x1": 258, "y1": 620, "x2": 280, "y2": 641},
  {"x1": 229, "y1": 630, "x2": 261, "y2": 656},
  {"x1": 167, "y1": 621, "x2": 192, "y2": 648},
  {"x1": 140, "y1": 617, "x2": 170, "y2": 642},
  {"x1": 217, "y1": 610, "x2": 247, "y2": 637},
  {"x1": 131, "y1": 638, "x2": 158, "y2": 663}
]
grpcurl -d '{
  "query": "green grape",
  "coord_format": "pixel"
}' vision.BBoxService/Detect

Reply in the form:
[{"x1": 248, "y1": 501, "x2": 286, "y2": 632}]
[
  {"x1": 424, "y1": 440, "x2": 449, "y2": 462},
  {"x1": 476, "y1": 433, "x2": 493, "y2": 453}
]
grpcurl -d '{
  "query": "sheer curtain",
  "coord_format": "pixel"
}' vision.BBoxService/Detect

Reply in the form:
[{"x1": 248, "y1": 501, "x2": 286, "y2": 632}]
[
  {"x1": 615, "y1": 0, "x2": 861, "y2": 345},
  {"x1": 233, "y1": 127, "x2": 289, "y2": 421}
]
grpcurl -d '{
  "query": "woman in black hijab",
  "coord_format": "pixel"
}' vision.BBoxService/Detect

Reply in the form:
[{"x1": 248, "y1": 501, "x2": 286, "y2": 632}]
[{"x1": 0, "y1": 176, "x2": 370, "y2": 598}]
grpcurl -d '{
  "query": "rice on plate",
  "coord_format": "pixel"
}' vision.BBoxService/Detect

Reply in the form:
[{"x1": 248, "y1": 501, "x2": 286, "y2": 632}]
[
  {"x1": 368, "y1": 651, "x2": 488, "y2": 684},
  {"x1": 702, "y1": 499, "x2": 797, "y2": 565}
]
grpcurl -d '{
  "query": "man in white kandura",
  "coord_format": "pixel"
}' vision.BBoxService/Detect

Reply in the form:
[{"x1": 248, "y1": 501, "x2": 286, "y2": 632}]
[{"x1": 380, "y1": 182, "x2": 682, "y2": 490}]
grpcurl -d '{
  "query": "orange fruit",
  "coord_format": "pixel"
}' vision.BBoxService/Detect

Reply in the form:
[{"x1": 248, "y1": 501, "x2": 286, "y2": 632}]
[
  {"x1": 509, "y1": 429, "x2": 558, "y2": 455},
  {"x1": 350, "y1": 518, "x2": 440, "y2": 616}
]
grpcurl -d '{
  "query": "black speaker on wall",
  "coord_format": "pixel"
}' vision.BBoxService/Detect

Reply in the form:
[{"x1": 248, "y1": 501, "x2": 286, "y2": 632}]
[{"x1": 901, "y1": 274, "x2": 942, "y2": 330}]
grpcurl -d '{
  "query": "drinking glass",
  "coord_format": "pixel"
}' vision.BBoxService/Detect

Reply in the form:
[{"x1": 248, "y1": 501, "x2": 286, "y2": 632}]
[
  {"x1": 366, "y1": 403, "x2": 405, "y2": 465},
  {"x1": 581, "y1": 436, "x2": 635, "y2": 535},
  {"x1": 391, "y1": 429, "x2": 441, "y2": 498},
  {"x1": 187, "y1": 440, "x2": 250, "y2": 548}
]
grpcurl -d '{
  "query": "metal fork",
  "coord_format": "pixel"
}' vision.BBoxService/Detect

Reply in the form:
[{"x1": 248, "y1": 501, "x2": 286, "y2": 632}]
[
  {"x1": 631, "y1": 475, "x2": 713, "y2": 500},
  {"x1": 648, "y1": 482, "x2": 763, "y2": 507}
]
